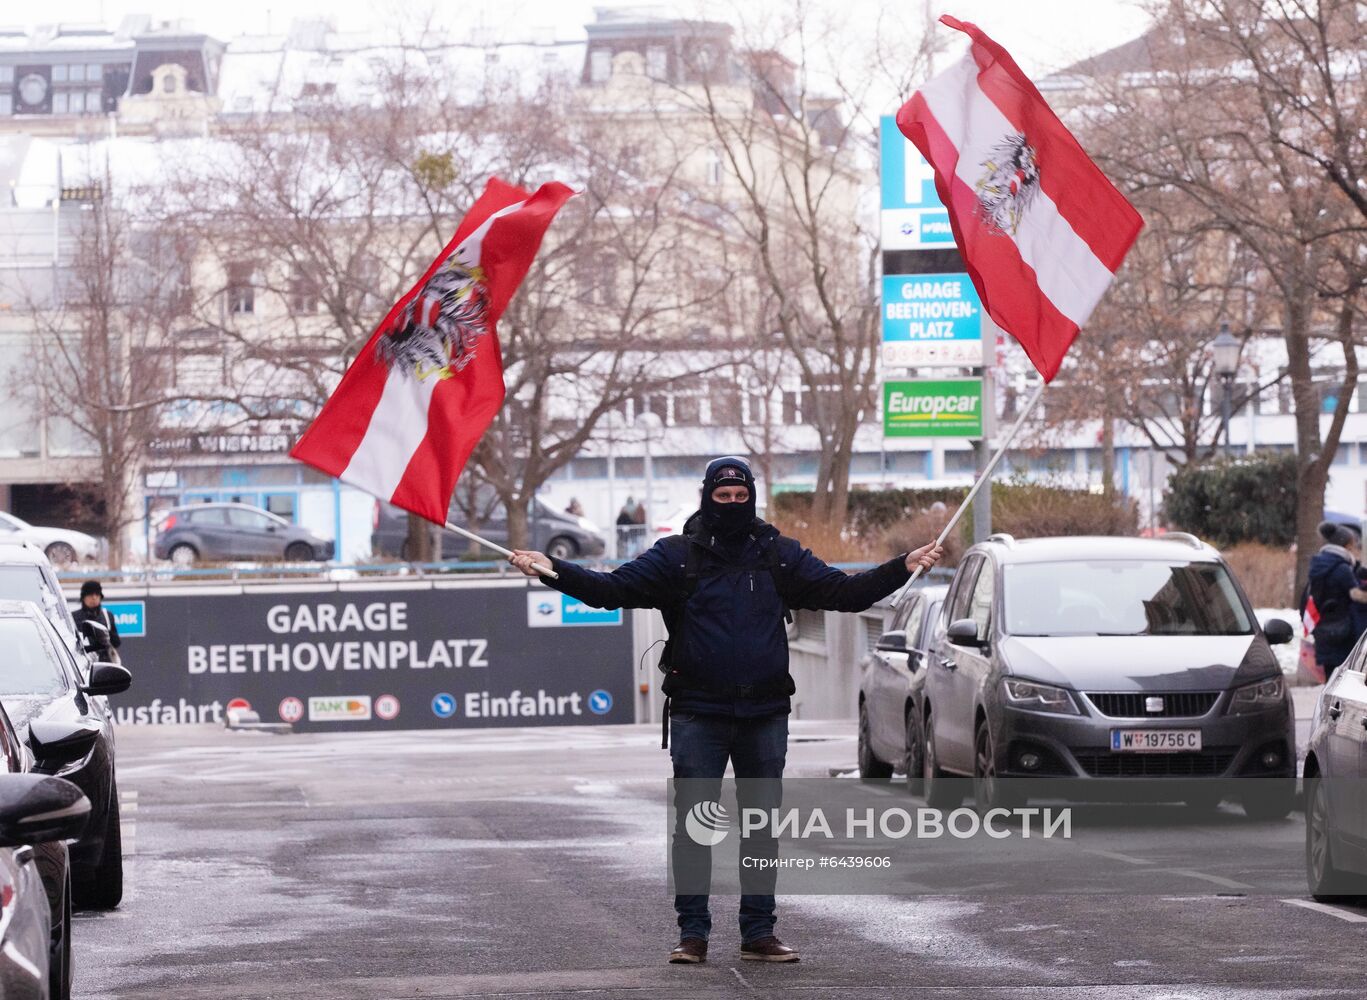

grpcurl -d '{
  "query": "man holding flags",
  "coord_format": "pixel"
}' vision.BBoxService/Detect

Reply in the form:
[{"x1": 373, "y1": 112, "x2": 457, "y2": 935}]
[
  {"x1": 511, "y1": 457, "x2": 943, "y2": 963},
  {"x1": 291, "y1": 10, "x2": 1141, "y2": 970}
]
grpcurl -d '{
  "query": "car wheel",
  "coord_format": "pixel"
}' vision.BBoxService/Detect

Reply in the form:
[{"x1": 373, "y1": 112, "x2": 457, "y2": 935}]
[
  {"x1": 1306, "y1": 775, "x2": 1359, "y2": 900},
  {"x1": 922, "y1": 712, "x2": 961, "y2": 809},
  {"x1": 169, "y1": 543, "x2": 197, "y2": 568},
  {"x1": 904, "y1": 709, "x2": 925, "y2": 798},
  {"x1": 49, "y1": 865, "x2": 72, "y2": 1000},
  {"x1": 974, "y1": 719, "x2": 1020, "y2": 813},
  {"x1": 74, "y1": 793, "x2": 122, "y2": 911},
  {"x1": 1242, "y1": 778, "x2": 1295, "y2": 821},
  {"x1": 545, "y1": 536, "x2": 578, "y2": 560},
  {"x1": 857, "y1": 702, "x2": 893, "y2": 781},
  {"x1": 285, "y1": 542, "x2": 315, "y2": 562},
  {"x1": 45, "y1": 542, "x2": 77, "y2": 567}
]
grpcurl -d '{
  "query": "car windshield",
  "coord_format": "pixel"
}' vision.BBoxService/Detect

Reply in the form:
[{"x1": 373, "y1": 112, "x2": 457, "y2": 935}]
[
  {"x1": 1003, "y1": 560, "x2": 1253, "y2": 637},
  {"x1": 0, "y1": 566, "x2": 46, "y2": 603},
  {"x1": 0, "y1": 618, "x2": 66, "y2": 696}
]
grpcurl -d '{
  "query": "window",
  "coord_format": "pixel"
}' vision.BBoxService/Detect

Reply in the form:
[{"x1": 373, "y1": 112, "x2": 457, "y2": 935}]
[
  {"x1": 265, "y1": 494, "x2": 296, "y2": 521},
  {"x1": 946, "y1": 556, "x2": 981, "y2": 624},
  {"x1": 69, "y1": 91, "x2": 84, "y2": 113},
  {"x1": 227, "y1": 508, "x2": 273, "y2": 529},
  {"x1": 227, "y1": 263, "x2": 254, "y2": 314},
  {"x1": 0, "y1": 618, "x2": 66, "y2": 697},
  {"x1": 86, "y1": 64, "x2": 101, "y2": 82},
  {"x1": 0, "y1": 96, "x2": 10, "y2": 116},
  {"x1": 52, "y1": 64, "x2": 68, "y2": 83},
  {"x1": 53, "y1": 92, "x2": 68, "y2": 113},
  {"x1": 968, "y1": 562, "x2": 994, "y2": 637},
  {"x1": 590, "y1": 49, "x2": 612, "y2": 83},
  {"x1": 163, "y1": 73, "x2": 177, "y2": 94},
  {"x1": 187, "y1": 507, "x2": 228, "y2": 526},
  {"x1": 902, "y1": 601, "x2": 926, "y2": 650},
  {"x1": 646, "y1": 46, "x2": 668, "y2": 80},
  {"x1": 0, "y1": 67, "x2": 13, "y2": 84},
  {"x1": 707, "y1": 148, "x2": 724, "y2": 185},
  {"x1": 288, "y1": 263, "x2": 320, "y2": 314},
  {"x1": 782, "y1": 388, "x2": 803, "y2": 424}
]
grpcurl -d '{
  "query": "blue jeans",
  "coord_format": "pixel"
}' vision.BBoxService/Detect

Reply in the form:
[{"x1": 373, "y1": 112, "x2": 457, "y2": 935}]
[{"x1": 670, "y1": 711, "x2": 788, "y2": 943}]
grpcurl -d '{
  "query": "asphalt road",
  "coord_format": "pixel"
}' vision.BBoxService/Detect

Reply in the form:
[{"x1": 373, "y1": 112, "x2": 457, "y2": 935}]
[{"x1": 75, "y1": 714, "x2": 1361, "y2": 1000}]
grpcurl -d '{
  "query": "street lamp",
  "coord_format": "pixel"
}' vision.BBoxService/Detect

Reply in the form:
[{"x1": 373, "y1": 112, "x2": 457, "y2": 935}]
[{"x1": 1212, "y1": 321, "x2": 1239, "y2": 451}]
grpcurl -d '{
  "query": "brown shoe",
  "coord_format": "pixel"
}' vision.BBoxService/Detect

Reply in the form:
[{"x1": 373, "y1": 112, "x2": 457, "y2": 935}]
[
  {"x1": 740, "y1": 936, "x2": 799, "y2": 962},
  {"x1": 668, "y1": 938, "x2": 708, "y2": 964}
]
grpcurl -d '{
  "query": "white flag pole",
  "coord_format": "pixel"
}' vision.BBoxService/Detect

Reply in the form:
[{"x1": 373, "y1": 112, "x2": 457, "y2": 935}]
[
  {"x1": 442, "y1": 521, "x2": 559, "y2": 579},
  {"x1": 891, "y1": 384, "x2": 1045, "y2": 607}
]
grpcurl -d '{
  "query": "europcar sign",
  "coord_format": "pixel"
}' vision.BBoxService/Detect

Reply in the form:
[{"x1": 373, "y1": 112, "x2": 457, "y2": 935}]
[
  {"x1": 105, "y1": 581, "x2": 633, "y2": 732},
  {"x1": 883, "y1": 379, "x2": 984, "y2": 438}
]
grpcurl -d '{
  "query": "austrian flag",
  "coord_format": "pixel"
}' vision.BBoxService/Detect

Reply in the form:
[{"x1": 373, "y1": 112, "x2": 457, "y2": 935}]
[
  {"x1": 291, "y1": 177, "x2": 573, "y2": 523},
  {"x1": 896, "y1": 16, "x2": 1143, "y2": 381}
]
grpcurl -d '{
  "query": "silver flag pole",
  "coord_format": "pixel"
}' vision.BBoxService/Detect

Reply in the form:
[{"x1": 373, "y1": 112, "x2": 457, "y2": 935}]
[
  {"x1": 443, "y1": 521, "x2": 558, "y2": 579},
  {"x1": 891, "y1": 385, "x2": 1045, "y2": 607}
]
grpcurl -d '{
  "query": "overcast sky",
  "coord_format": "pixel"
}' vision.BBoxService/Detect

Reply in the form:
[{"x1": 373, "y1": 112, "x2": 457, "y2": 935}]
[{"x1": 28, "y1": 1, "x2": 1153, "y2": 77}]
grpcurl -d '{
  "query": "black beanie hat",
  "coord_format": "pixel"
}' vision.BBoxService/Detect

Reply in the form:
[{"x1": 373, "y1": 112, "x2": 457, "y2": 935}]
[
  {"x1": 80, "y1": 580, "x2": 103, "y2": 599},
  {"x1": 700, "y1": 456, "x2": 757, "y2": 538},
  {"x1": 1319, "y1": 521, "x2": 1356, "y2": 548}
]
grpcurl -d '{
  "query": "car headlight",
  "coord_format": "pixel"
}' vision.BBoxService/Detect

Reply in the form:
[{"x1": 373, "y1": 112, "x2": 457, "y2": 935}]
[
  {"x1": 1228, "y1": 676, "x2": 1284, "y2": 714},
  {"x1": 1003, "y1": 678, "x2": 1080, "y2": 715}
]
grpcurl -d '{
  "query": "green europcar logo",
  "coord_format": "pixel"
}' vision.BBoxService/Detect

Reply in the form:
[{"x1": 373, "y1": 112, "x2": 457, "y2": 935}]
[{"x1": 883, "y1": 379, "x2": 984, "y2": 438}]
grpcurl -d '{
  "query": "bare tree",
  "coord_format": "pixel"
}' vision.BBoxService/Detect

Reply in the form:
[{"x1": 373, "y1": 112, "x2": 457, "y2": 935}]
[
  {"x1": 16, "y1": 185, "x2": 184, "y2": 564},
  {"x1": 1075, "y1": 4, "x2": 1365, "y2": 587}
]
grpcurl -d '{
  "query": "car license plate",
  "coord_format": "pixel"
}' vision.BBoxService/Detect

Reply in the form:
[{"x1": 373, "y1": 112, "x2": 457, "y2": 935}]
[{"x1": 1110, "y1": 729, "x2": 1201, "y2": 753}]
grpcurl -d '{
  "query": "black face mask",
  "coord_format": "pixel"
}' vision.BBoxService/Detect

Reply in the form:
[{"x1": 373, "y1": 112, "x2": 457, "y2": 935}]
[{"x1": 699, "y1": 457, "x2": 757, "y2": 539}]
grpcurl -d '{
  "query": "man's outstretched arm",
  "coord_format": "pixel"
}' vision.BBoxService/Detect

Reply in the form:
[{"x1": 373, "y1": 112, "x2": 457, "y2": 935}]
[
  {"x1": 509, "y1": 540, "x2": 679, "y2": 611},
  {"x1": 781, "y1": 542, "x2": 944, "y2": 613}
]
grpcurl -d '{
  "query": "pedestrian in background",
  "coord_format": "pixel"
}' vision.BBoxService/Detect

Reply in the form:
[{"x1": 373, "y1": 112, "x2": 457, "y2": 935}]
[
  {"x1": 616, "y1": 497, "x2": 636, "y2": 556},
  {"x1": 73, "y1": 580, "x2": 121, "y2": 663},
  {"x1": 565, "y1": 497, "x2": 585, "y2": 517},
  {"x1": 509, "y1": 456, "x2": 942, "y2": 965},
  {"x1": 1305, "y1": 522, "x2": 1367, "y2": 679}
]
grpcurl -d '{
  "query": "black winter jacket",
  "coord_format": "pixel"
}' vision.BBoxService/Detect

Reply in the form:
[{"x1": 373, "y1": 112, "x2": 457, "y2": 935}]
[{"x1": 543, "y1": 516, "x2": 912, "y2": 717}]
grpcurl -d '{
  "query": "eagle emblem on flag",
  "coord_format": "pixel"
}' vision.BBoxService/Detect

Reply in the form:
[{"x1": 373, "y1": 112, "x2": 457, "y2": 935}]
[
  {"x1": 973, "y1": 132, "x2": 1040, "y2": 236},
  {"x1": 376, "y1": 252, "x2": 489, "y2": 381}
]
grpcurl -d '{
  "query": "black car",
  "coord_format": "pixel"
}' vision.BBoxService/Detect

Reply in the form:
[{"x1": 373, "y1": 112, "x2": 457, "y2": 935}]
[
  {"x1": 154, "y1": 503, "x2": 335, "y2": 566},
  {"x1": 0, "y1": 601, "x2": 131, "y2": 912},
  {"x1": 371, "y1": 496, "x2": 606, "y2": 562},
  {"x1": 858, "y1": 584, "x2": 949, "y2": 794},
  {"x1": 919, "y1": 534, "x2": 1297, "y2": 817}
]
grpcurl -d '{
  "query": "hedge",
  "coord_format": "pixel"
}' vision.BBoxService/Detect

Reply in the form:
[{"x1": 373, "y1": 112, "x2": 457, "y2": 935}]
[{"x1": 1163, "y1": 453, "x2": 1298, "y2": 547}]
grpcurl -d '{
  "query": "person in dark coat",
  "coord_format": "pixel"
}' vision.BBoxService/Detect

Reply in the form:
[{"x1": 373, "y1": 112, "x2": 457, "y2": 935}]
[
  {"x1": 509, "y1": 456, "x2": 942, "y2": 965},
  {"x1": 72, "y1": 580, "x2": 121, "y2": 663},
  {"x1": 1305, "y1": 521, "x2": 1367, "y2": 678}
]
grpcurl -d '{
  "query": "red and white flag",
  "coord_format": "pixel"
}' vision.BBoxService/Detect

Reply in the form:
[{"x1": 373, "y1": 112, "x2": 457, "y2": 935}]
[
  {"x1": 291, "y1": 177, "x2": 573, "y2": 523},
  {"x1": 1303, "y1": 594, "x2": 1320, "y2": 635},
  {"x1": 896, "y1": 15, "x2": 1143, "y2": 382}
]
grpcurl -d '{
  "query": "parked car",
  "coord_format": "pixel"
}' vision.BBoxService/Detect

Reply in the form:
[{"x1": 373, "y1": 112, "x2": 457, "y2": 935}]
[
  {"x1": 0, "y1": 601, "x2": 130, "y2": 913},
  {"x1": 1304, "y1": 640, "x2": 1367, "y2": 899},
  {"x1": 919, "y1": 533, "x2": 1297, "y2": 818},
  {"x1": 0, "y1": 513, "x2": 101, "y2": 568},
  {"x1": 154, "y1": 503, "x2": 335, "y2": 567},
  {"x1": 0, "y1": 765, "x2": 89, "y2": 1000},
  {"x1": 858, "y1": 584, "x2": 949, "y2": 795},
  {"x1": 0, "y1": 543, "x2": 91, "y2": 673},
  {"x1": 372, "y1": 497, "x2": 606, "y2": 562}
]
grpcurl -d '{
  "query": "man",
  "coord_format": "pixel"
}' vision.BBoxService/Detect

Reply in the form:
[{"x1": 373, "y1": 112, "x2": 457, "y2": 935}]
[
  {"x1": 510, "y1": 456, "x2": 942, "y2": 965},
  {"x1": 72, "y1": 580, "x2": 121, "y2": 663}
]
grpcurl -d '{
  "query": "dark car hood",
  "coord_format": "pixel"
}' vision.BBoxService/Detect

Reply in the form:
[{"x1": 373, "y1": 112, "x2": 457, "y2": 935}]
[{"x1": 998, "y1": 634, "x2": 1278, "y2": 691}]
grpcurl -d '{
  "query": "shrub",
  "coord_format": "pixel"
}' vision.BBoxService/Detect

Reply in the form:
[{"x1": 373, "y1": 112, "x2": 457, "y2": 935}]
[
  {"x1": 1164, "y1": 453, "x2": 1298, "y2": 547},
  {"x1": 775, "y1": 476, "x2": 1138, "y2": 563},
  {"x1": 1221, "y1": 542, "x2": 1296, "y2": 608}
]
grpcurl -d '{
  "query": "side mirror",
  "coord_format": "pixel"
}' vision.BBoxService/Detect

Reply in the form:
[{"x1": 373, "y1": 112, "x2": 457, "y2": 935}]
[
  {"x1": 27, "y1": 721, "x2": 100, "y2": 773},
  {"x1": 0, "y1": 774, "x2": 90, "y2": 847},
  {"x1": 876, "y1": 630, "x2": 908, "y2": 653},
  {"x1": 946, "y1": 618, "x2": 983, "y2": 648},
  {"x1": 1263, "y1": 617, "x2": 1295, "y2": 646},
  {"x1": 81, "y1": 663, "x2": 132, "y2": 697}
]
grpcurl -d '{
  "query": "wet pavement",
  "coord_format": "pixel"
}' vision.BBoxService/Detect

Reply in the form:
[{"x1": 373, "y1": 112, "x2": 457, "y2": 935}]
[{"x1": 75, "y1": 714, "x2": 1362, "y2": 999}]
